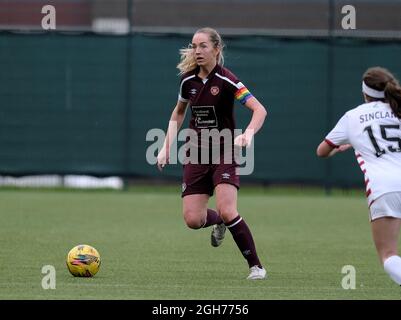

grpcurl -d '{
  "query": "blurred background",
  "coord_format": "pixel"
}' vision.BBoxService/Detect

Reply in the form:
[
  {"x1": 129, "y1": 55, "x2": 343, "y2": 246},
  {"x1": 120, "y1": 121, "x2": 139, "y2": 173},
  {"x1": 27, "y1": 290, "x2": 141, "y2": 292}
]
[{"x1": 1, "y1": 0, "x2": 401, "y2": 190}]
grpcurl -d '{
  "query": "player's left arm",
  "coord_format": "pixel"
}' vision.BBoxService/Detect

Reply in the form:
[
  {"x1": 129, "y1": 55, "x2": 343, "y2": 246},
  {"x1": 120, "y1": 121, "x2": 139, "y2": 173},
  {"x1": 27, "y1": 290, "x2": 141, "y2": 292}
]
[{"x1": 234, "y1": 96, "x2": 267, "y2": 147}]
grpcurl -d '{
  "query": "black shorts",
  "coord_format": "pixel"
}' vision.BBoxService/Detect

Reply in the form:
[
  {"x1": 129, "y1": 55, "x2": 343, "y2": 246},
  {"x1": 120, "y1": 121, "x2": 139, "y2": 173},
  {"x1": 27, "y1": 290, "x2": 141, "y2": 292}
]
[{"x1": 181, "y1": 162, "x2": 240, "y2": 197}]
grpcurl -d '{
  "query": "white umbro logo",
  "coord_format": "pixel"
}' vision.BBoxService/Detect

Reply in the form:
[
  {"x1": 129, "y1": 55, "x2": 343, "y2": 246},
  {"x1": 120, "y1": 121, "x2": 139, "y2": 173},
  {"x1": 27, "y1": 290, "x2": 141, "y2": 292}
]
[
  {"x1": 222, "y1": 173, "x2": 230, "y2": 179},
  {"x1": 190, "y1": 88, "x2": 197, "y2": 95}
]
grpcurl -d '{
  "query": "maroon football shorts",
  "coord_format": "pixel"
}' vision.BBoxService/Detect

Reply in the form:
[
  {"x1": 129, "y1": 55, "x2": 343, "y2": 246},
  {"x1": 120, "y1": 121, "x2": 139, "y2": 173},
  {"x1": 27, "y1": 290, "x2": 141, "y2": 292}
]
[{"x1": 181, "y1": 162, "x2": 240, "y2": 197}]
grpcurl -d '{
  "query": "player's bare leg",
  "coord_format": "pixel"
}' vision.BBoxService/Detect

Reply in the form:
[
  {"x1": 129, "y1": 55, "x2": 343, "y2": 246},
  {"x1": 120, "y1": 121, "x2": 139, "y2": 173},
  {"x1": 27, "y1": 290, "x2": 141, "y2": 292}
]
[
  {"x1": 183, "y1": 194, "x2": 222, "y2": 230},
  {"x1": 182, "y1": 194, "x2": 210, "y2": 229},
  {"x1": 371, "y1": 217, "x2": 401, "y2": 285}
]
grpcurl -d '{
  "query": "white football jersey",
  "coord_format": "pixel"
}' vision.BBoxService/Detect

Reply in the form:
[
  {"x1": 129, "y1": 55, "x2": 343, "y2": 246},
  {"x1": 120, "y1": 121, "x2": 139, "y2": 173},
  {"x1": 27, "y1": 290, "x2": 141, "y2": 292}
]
[{"x1": 326, "y1": 101, "x2": 401, "y2": 206}]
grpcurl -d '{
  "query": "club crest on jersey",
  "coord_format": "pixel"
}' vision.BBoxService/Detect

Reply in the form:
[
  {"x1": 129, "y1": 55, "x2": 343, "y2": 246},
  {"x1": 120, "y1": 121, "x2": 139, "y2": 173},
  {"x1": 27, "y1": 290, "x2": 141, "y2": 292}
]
[{"x1": 210, "y1": 86, "x2": 219, "y2": 96}]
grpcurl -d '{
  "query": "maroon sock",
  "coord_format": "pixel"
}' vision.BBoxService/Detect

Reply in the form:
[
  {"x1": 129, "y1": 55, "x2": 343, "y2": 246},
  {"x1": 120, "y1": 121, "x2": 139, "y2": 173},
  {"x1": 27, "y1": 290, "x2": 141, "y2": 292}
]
[
  {"x1": 226, "y1": 215, "x2": 262, "y2": 268},
  {"x1": 202, "y1": 209, "x2": 223, "y2": 228}
]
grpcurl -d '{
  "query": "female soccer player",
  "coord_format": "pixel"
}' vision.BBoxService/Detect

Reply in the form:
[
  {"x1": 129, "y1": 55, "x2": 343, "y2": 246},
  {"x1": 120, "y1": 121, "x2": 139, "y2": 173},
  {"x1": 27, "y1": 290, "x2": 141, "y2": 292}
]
[
  {"x1": 157, "y1": 27, "x2": 268, "y2": 279},
  {"x1": 317, "y1": 67, "x2": 401, "y2": 286}
]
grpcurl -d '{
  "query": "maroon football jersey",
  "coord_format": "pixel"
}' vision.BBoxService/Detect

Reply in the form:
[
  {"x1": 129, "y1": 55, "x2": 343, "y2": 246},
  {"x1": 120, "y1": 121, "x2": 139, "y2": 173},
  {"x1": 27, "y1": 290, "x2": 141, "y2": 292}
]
[
  {"x1": 178, "y1": 64, "x2": 253, "y2": 152},
  {"x1": 179, "y1": 64, "x2": 253, "y2": 131}
]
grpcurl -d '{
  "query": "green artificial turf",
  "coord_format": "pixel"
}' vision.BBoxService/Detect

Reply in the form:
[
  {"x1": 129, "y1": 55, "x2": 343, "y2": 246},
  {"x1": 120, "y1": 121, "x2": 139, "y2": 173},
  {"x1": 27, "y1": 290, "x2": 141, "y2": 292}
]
[{"x1": 0, "y1": 187, "x2": 400, "y2": 299}]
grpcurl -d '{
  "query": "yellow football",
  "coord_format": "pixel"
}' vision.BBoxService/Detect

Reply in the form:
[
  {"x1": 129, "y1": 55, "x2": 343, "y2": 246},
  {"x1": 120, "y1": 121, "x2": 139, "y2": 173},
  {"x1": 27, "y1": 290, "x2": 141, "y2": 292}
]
[{"x1": 66, "y1": 244, "x2": 101, "y2": 277}]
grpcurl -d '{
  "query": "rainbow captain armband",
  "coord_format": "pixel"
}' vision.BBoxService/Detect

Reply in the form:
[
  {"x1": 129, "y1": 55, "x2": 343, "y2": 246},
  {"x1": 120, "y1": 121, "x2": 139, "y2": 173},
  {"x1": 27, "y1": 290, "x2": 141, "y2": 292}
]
[{"x1": 235, "y1": 85, "x2": 253, "y2": 105}]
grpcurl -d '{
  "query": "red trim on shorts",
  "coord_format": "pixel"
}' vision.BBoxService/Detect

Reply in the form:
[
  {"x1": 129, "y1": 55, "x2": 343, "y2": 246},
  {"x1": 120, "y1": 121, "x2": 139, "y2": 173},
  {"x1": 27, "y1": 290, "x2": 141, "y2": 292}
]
[{"x1": 366, "y1": 189, "x2": 372, "y2": 197}]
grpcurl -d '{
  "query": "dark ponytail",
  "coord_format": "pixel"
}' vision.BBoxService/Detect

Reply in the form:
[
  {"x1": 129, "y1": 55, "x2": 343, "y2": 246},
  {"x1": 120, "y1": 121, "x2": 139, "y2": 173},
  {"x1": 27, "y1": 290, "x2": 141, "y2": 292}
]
[
  {"x1": 385, "y1": 80, "x2": 401, "y2": 119},
  {"x1": 363, "y1": 66, "x2": 401, "y2": 119}
]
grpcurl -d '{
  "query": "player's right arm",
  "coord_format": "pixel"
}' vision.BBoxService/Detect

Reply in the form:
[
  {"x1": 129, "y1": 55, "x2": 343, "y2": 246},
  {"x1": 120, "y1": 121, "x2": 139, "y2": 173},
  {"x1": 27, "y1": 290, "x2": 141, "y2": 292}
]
[{"x1": 157, "y1": 100, "x2": 189, "y2": 171}]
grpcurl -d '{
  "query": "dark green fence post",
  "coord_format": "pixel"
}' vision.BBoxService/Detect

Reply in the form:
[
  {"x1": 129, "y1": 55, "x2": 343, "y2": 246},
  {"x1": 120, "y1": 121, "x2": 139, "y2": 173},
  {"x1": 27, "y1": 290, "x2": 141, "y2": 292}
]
[
  {"x1": 123, "y1": 0, "x2": 133, "y2": 189},
  {"x1": 325, "y1": 0, "x2": 335, "y2": 195}
]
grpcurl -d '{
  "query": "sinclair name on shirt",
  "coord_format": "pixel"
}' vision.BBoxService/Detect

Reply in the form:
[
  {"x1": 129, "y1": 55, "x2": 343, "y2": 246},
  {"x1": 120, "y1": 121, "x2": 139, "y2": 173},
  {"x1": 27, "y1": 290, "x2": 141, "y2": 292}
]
[{"x1": 359, "y1": 111, "x2": 397, "y2": 123}]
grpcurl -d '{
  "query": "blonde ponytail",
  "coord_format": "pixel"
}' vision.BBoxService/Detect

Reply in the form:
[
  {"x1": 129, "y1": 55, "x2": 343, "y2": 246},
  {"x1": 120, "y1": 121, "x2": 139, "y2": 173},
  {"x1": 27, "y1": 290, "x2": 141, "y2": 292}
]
[{"x1": 177, "y1": 47, "x2": 197, "y2": 75}]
